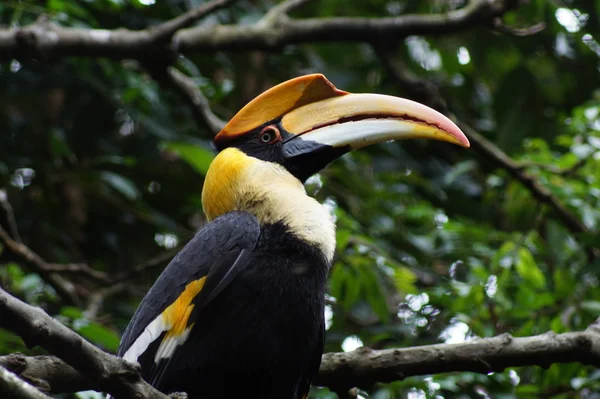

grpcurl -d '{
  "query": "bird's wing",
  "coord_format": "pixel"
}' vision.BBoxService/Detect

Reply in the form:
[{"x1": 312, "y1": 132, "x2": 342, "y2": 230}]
[
  {"x1": 298, "y1": 322, "x2": 324, "y2": 399},
  {"x1": 116, "y1": 211, "x2": 260, "y2": 388}
]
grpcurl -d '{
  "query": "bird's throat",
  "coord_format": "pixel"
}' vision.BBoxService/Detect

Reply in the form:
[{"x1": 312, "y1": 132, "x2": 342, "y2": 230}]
[{"x1": 202, "y1": 148, "x2": 336, "y2": 262}]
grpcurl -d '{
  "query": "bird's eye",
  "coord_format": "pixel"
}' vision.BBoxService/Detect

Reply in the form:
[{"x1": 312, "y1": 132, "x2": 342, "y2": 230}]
[{"x1": 258, "y1": 125, "x2": 281, "y2": 144}]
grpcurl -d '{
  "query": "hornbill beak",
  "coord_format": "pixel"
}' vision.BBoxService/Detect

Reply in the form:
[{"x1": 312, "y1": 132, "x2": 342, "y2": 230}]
[{"x1": 215, "y1": 74, "x2": 469, "y2": 181}]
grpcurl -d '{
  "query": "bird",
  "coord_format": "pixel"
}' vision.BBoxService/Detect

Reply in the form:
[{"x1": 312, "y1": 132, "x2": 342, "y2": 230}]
[{"x1": 115, "y1": 74, "x2": 469, "y2": 399}]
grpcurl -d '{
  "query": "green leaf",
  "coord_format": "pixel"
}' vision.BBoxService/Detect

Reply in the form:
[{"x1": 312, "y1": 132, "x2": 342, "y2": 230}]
[
  {"x1": 60, "y1": 306, "x2": 84, "y2": 320},
  {"x1": 516, "y1": 247, "x2": 546, "y2": 289},
  {"x1": 359, "y1": 266, "x2": 390, "y2": 323},
  {"x1": 77, "y1": 322, "x2": 120, "y2": 352},
  {"x1": 336, "y1": 229, "x2": 351, "y2": 251},
  {"x1": 163, "y1": 141, "x2": 215, "y2": 176},
  {"x1": 329, "y1": 263, "x2": 347, "y2": 303},
  {"x1": 100, "y1": 171, "x2": 140, "y2": 200},
  {"x1": 393, "y1": 266, "x2": 418, "y2": 295},
  {"x1": 581, "y1": 301, "x2": 600, "y2": 313}
]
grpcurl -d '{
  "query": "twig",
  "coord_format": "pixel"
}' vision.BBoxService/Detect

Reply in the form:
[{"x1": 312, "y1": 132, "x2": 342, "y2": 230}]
[
  {"x1": 163, "y1": 68, "x2": 225, "y2": 135},
  {"x1": 115, "y1": 247, "x2": 181, "y2": 282},
  {"x1": 4, "y1": 326, "x2": 600, "y2": 395},
  {"x1": 0, "y1": 190, "x2": 22, "y2": 243},
  {"x1": 0, "y1": 365, "x2": 53, "y2": 399},
  {"x1": 41, "y1": 263, "x2": 111, "y2": 284},
  {"x1": 516, "y1": 157, "x2": 590, "y2": 176},
  {"x1": 0, "y1": 210, "x2": 178, "y2": 309},
  {"x1": 0, "y1": 225, "x2": 79, "y2": 305},
  {"x1": 86, "y1": 248, "x2": 180, "y2": 318},
  {"x1": 462, "y1": 125, "x2": 592, "y2": 237},
  {"x1": 492, "y1": 19, "x2": 546, "y2": 36},
  {"x1": 76, "y1": 180, "x2": 193, "y2": 238},
  {"x1": 85, "y1": 283, "x2": 125, "y2": 319},
  {"x1": 375, "y1": 48, "x2": 595, "y2": 249},
  {"x1": 265, "y1": 0, "x2": 314, "y2": 18},
  {"x1": 149, "y1": 0, "x2": 239, "y2": 44},
  {"x1": 0, "y1": 286, "x2": 169, "y2": 399}
]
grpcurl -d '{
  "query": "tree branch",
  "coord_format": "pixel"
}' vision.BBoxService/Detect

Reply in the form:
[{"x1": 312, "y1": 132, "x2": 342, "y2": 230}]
[
  {"x1": 3, "y1": 326, "x2": 600, "y2": 395},
  {"x1": 0, "y1": 365, "x2": 53, "y2": 399},
  {"x1": 147, "y1": 0, "x2": 239, "y2": 44},
  {"x1": 177, "y1": 0, "x2": 511, "y2": 52},
  {"x1": 162, "y1": 67, "x2": 225, "y2": 135},
  {"x1": 0, "y1": 225, "x2": 80, "y2": 305},
  {"x1": 374, "y1": 47, "x2": 594, "y2": 247},
  {"x1": 316, "y1": 326, "x2": 600, "y2": 392},
  {"x1": 0, "y1": 208, "x2": 180, "y2": 311},
  {"x1": 516, "y1": 156, "x2": 590, "y2": 176},
  {"x1": 462, "y1": 125, "x2": 592, "y2": 237},
  {"x1": 492, "y1": 19, "x2": 546, "y2": 36},
  {"x1": 0, "y1": 354, "x2": 87, "y2": 395},
  {"x1": 0, "y1": 0, "x2": 518, "y2": 62},
  {"x1": 0, "y1": 286, "x2": 169, "y2": 399},
  {"x1": 0, "y1": 189, "x2": 22, "y2": 243}
]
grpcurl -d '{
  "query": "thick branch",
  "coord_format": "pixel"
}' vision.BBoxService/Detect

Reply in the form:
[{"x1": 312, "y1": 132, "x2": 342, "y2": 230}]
[
  {"x1": 0, "y1": 0, "x2": 516, "y2": 61},
  {"x1": 0, "y1": 365, "x2": 53, "y2": 399},
  {"x1": 316, "y1": 327, "x2": 600, "y2": 391},
  {"x1": 0, "y1": 354, "x2": 87, "y2": 394},
  {"x1": 0, "y1": 287, "x2": 169, "y2": 399},
  {"x1": 3, "y1": 327, "x2": 600, "y2": 395},
  {"x1": 177, "y1": 0, "x2": 507, "y2": 52}
]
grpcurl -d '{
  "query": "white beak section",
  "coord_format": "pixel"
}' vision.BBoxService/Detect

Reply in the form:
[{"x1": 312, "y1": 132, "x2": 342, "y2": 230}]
[
  {"x1": 295, "y1": 119, "x2": 464, "y2": 150},
  {"x1": 281, "y1": 93, "x2": 470, "y2": 148}
]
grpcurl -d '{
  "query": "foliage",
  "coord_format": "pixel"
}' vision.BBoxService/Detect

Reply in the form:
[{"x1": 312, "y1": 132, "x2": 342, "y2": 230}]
[{"x1": 1, "y1": 0, "x2": 600, "y2": 398}]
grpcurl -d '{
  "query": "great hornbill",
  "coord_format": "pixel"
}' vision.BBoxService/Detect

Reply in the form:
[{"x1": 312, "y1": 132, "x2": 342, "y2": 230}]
[{"x1": 115, "y1": 74, "x2": 469, "y2": 399}]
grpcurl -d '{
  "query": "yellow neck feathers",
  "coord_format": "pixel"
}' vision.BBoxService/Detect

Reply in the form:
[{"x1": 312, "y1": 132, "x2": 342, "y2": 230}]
[
  {"x1": 201, "y1": 148, "x2": 336, "y2": 261},
  {"x1": 202, "y1": 148, "x2": 252, "y2": 222}
]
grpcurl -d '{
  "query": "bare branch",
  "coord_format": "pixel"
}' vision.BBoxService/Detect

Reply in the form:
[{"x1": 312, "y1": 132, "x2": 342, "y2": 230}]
[
  {"x1": 163, "y1": 68, "x2": 225, "y2": 135},
  {"x1": 115, "y1": 247, "x2": 181, "y2": 282},
  {"x1": 0, "y1": 286, "x2": 169, "y2": 399},
  {"x1": 516, "y1": 156, "x2": 590, "y2": 176},
  {"x1": 265, "y1": 0, "x2": 315, "y2": 19},
  {"x1": 0, "y1": 365, "x2": 53, "y2": 399},
  {"x1": 4, "y1": 327, "x2": 600, "y2": 395},
  {"x1": 176, "y1": 0, "x2": 509, "y2": 52},
  {"x1": 0, "y1": 225, "x2": 80, "y2": 305},
  {"x1": 0, "y1": 0, "x2": 518, "y2": 61},
  {"x1": 148, "y1": 0, "x2": 239, "y2": 43},
  {"x1": 492, "y1": 19, "x2": 546, "y2": 36},
  {"x1": 0, "y1": 208, "x2": 179, "y2": 311},
  {"x1": 40, "y1": 263, "x2": 111, "y2": 284},
  {"x1": 0, "y1": 190, "x2": 22, "y2": 243}
]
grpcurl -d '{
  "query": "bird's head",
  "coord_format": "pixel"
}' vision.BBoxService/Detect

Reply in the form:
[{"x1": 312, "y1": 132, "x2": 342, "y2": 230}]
[{"x1": 202, "y1": 74, "x2": 469, "y2": 221}]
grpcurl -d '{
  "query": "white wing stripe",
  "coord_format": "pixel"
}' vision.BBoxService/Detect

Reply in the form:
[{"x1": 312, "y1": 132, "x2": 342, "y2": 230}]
[
  {"x1": 123, "y1": 315, "x2": 169, "y2": 363},
  {"x1": 154, "y1": 327, "x2": 192, "y2": 362}
]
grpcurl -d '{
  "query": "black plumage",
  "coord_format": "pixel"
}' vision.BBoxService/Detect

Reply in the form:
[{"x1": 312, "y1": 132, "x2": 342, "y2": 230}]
[{"x1": 117, "y1": 211, "x2": 329, "y2": 399}]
